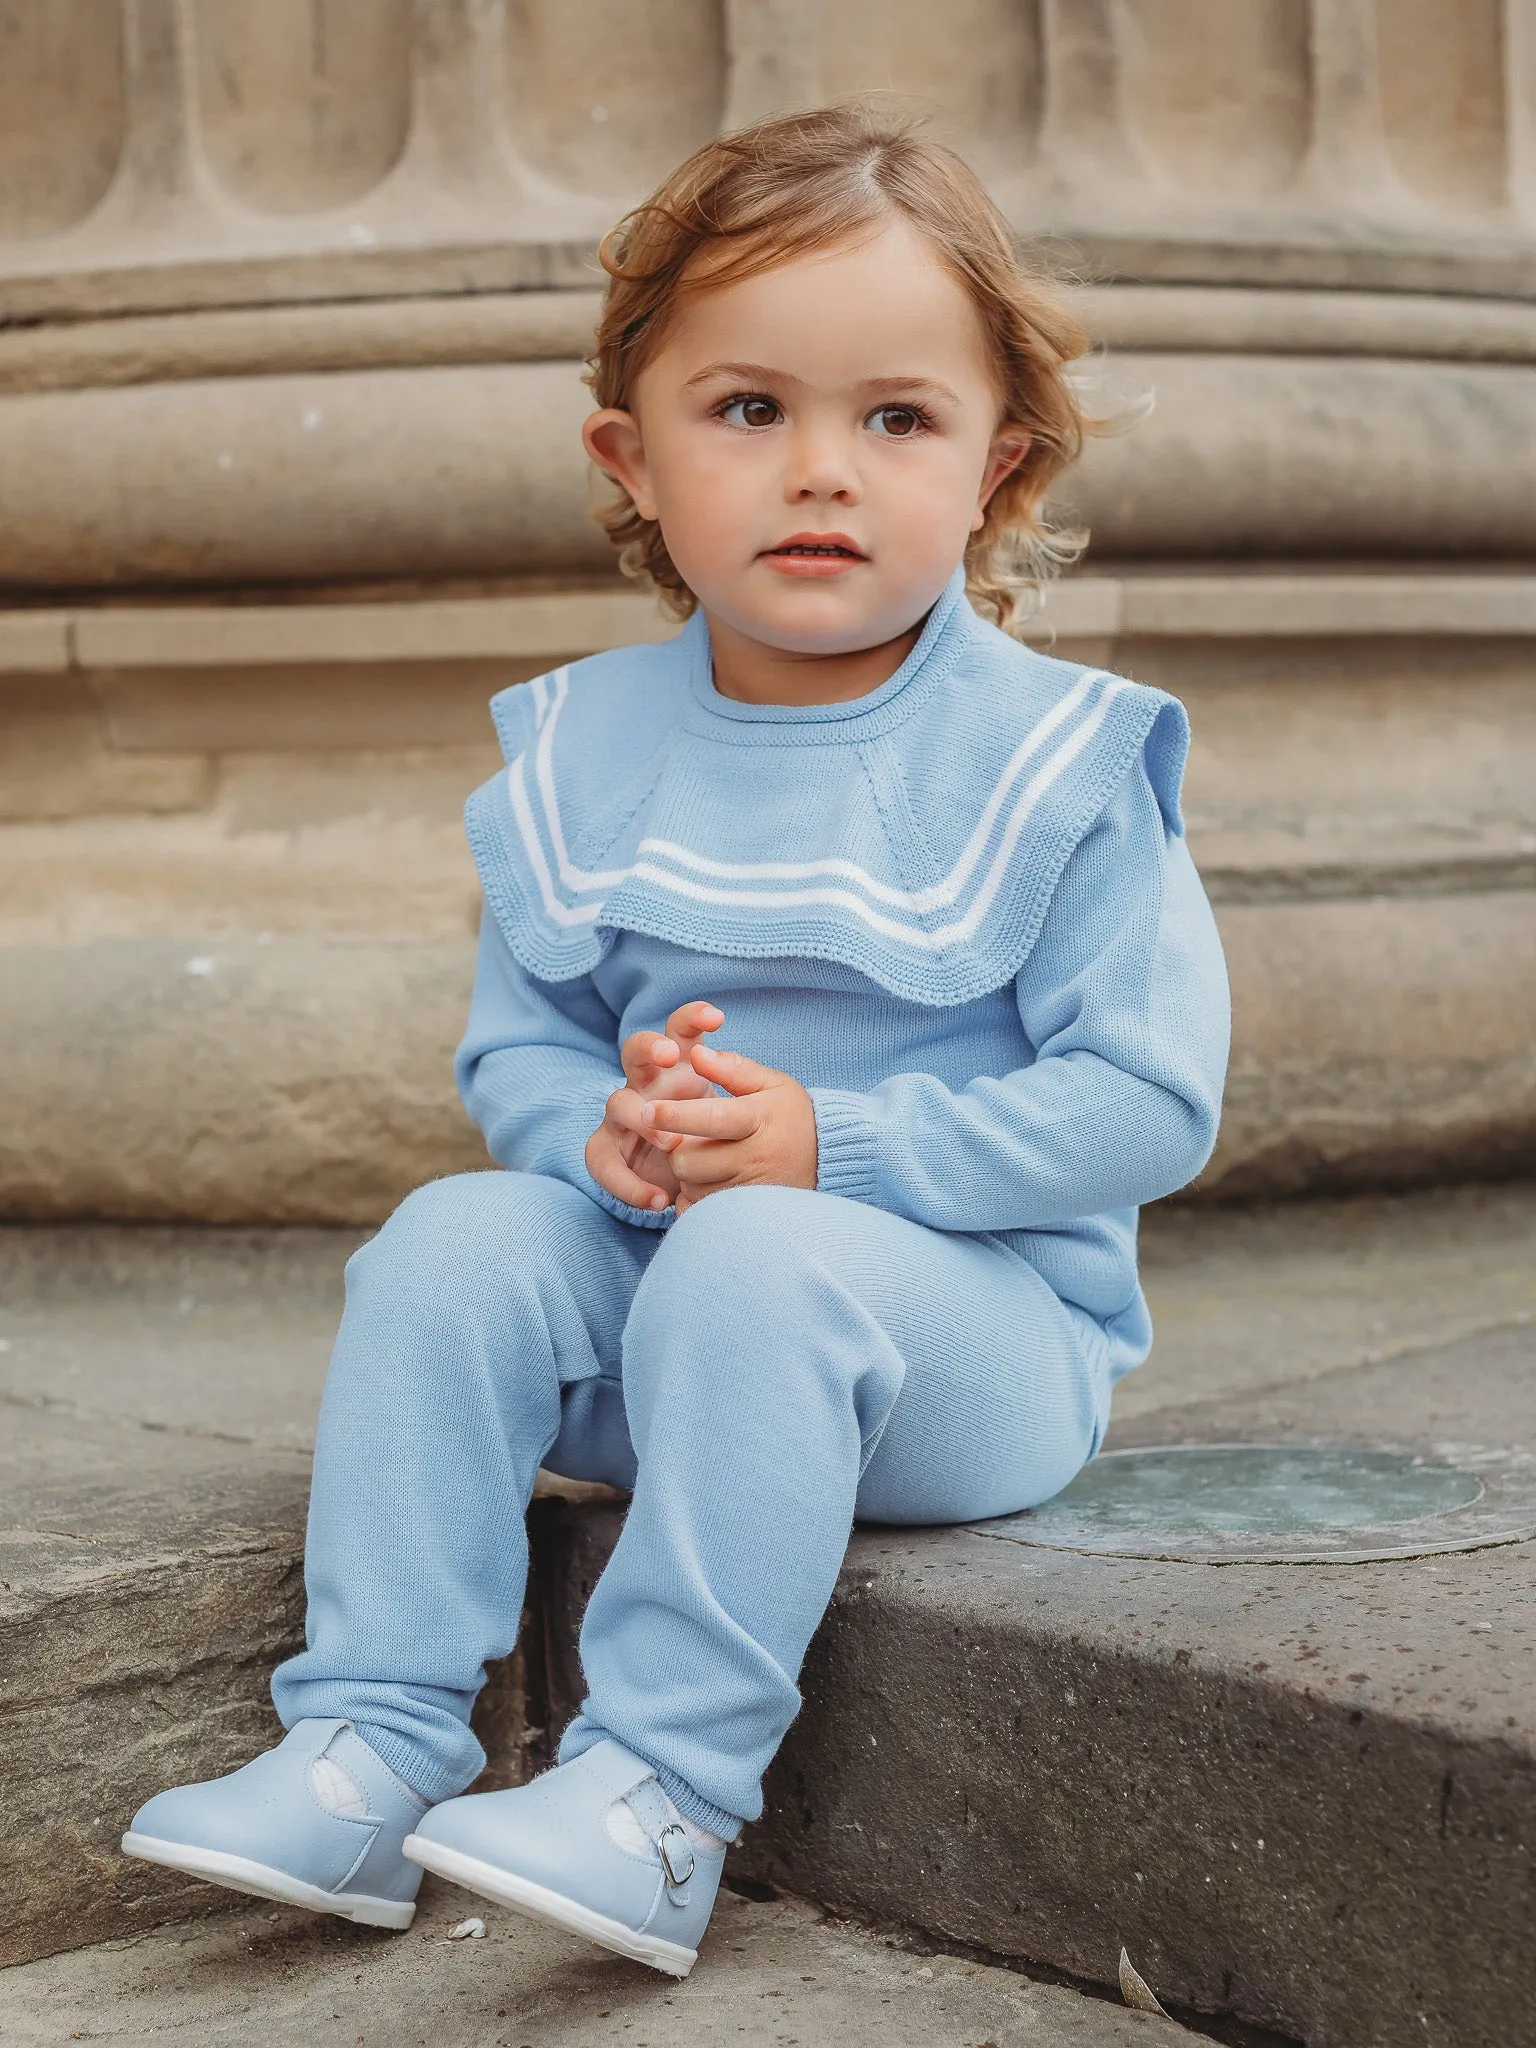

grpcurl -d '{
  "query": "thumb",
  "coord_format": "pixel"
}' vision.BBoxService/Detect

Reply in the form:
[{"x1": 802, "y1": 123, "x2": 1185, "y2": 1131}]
[{"x1": 688, "y1": 1042, "x2": 786, "y2": 1097}]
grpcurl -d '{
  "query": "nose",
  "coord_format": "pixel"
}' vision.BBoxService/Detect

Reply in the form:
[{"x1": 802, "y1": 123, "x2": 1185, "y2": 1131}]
[{"x1": 783, "y1": 418, "x2": 862, "y2": 507}]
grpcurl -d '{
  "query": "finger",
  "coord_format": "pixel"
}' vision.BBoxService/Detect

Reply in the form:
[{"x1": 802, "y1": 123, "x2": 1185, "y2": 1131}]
[
  {"x1": 664, "y1": 1000, "x2": 724, "y2": 1048},
  {"x1": 608, "y1": 1086, "x2": 684, "y2": 1152},
  {"x1": 686, "y1": 1041, "x2": 788, "y2": 1097},
  {"x1": 613, "y1": 1162, "x2": 676, "y2": 1211},
  {"x1": 620, "y1": 1029, "x2": 681, "y2": 1089},
  {"x1": 672, "y1": 1138, "x2": 752, "y2": 1190},
  {"x1": 644, "y1": 1094, "x2": 760, "y2": 1141},
  {"x1": 616, "y1": 1126, "x2": 682, "y2": 1193},
  {"x1": 587, "y1": 1129, "x2": 673, "y2": 1211},
  {"x1": 642, "y1": 1061, "x2": 716, "y2": 1106}
]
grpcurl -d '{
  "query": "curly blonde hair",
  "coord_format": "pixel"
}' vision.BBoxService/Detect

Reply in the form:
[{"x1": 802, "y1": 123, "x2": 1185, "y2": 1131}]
[{"x1": 586, "y1": 101, "x2": 1093, "y2": 631}]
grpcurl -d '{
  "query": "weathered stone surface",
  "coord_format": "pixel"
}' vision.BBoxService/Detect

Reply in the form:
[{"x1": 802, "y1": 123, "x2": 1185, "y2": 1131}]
[
  {"x1": 9, "y1": 284, "x2": 1536, "y2": 411},
  {"x1": 1126, "y1": 1178, "x2": 1536, "y2": 1423},
  {"x1": 0, "y1": 763, "x2": 490, "y2": 948},
  {"x1": 0, "y1": 289, "x2": 607, "y2": 397},
  {"x1": 1150, "y1": 635, "x2": 1536, "y2": 855},
  {"x1": 737, "y1": 1526, "x2": 1536, "y2": 2048},
  {"x1": 0, "y1": 364, "x2": 611, "y2": 589},
  {"x1": 8, "y1": 573, "x2": 1536, "y2": 676},
  {"x1": 93, "y1": 662, "x2": 523, "y2": 756},
  {"x1": 4, "y1": 886, "x2": 1531, "y2": 1221},
  {"x1": 5, "y1": 1180, "x2": 1529, "y2": 1450},
  {"x1": 0, "y1": 937, "x2": 487, "y2": 1223},
  {"x1": 0, "y1": 1216, "x2": 598, "y2": 1969},
  {"x1": 0, "y1": 676, "x2": 212, "y2": 823},
  {"x1": 3, "y1": 6, "x2": 1533, "y2": 316},
  {"x1": 1068, "y1": 355, "x2": 1536, "y2": 561},
  {"x1": 10, "y1": 352, "x2": 1536, "y2": 586},
  {"x1": 0, "y1": 1886, "x2": 1189, "y2": 2048},
  {"x1": 0, "y1": 1407, "x2": 311, "y2": 1969},
  {"x1": 1205, "y1": 889, "x2": 1536, "y2": 1196},
  {"x1": 1076, "y1": 285, "x2": 1536, "y2": 365},
  {"x1": 3, "y1": 7, "x2": 1536, "y2": 580},
  {"x1": 0, "y1": 1221, "x2": 364, "y2": 1448},
  {"x1": 0, "y1": 1408, "x2": 530, "y2": 1971}
]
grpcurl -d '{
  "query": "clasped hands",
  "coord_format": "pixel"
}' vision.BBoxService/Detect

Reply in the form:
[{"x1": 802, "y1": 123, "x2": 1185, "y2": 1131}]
[{"x1": 585, "y1": 1002, "x2": 818, "y2": 1215}]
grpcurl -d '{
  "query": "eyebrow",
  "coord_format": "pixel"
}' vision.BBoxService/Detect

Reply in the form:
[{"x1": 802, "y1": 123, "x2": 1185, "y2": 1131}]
[{"x1": 682, "y1": 360, "x2": 963, "y2": 406}]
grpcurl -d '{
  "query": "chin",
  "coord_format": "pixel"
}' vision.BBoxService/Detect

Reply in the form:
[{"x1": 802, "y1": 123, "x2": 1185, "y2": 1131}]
[{"x1": 715, "y1": 580, "x2": 934, "y2": 657}]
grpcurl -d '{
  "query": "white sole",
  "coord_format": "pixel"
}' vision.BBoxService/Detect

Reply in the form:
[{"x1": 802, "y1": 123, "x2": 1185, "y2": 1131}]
[
  {"x1": 120, "y1": 1832, "x2": 416, "y2": 1930},
  {"x1": 402, "y1": 1833, "x2": 697, "y2": 1977}
]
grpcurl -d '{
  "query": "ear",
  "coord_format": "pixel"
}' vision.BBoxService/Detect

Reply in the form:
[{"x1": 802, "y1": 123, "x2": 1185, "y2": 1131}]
[
  {"x1": 971, "y1": 429, "x2": 1032, "y2": 532},
  {"x1": 584, "y1": 407, "x2": 656, "y2": 520}
]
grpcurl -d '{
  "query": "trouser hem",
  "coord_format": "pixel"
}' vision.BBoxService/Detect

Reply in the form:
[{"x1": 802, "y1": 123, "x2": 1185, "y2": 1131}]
[
  {"x1": 354, "y1": 1720, "x2": 468, "y2": 1808},
  {"x1": 655, "y1": 1765, "x2": 745, "y2": 1843}
]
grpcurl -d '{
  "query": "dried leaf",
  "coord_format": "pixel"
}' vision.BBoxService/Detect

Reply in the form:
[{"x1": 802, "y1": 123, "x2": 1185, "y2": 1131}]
[{"x1": 1118, "y1": 1947, "x2": 1171, "y2": 2017}]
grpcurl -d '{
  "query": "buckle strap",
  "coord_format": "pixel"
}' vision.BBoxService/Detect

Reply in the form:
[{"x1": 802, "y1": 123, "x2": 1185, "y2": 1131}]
[
  {"x1": 576, "y1": 1738, "x2": 657, "y2": 1803},
  {"x1": 622, "y1": 1776, "x2": 696, "y2": 1900},
  {"x1": 657, "y1": 1825, "x2": 696, "y2": 1892}
]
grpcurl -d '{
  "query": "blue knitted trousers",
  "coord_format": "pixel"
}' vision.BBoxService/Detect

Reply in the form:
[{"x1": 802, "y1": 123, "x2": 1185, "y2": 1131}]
[{"x1": 271, "y1": 1170, "x2": 1105, "y2": 1837}]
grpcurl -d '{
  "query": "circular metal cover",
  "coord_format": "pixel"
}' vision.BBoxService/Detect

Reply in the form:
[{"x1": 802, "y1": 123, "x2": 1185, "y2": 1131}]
[{"x1": 969, "y1": 1444, "x2": 1536, "y2": 1563}]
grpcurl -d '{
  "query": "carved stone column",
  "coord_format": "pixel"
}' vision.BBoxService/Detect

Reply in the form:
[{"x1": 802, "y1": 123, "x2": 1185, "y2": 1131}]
[
  {"x1": 0, "y1": 0, "x2": 1532, "y2": 1215},
  {"x1": 3, "y1": 0, "x2": 1535, "y2": 582}
]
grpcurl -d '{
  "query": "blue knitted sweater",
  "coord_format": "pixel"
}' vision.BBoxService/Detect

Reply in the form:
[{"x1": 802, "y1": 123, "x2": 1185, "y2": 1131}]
[{"x1": 457, "y1": 570, "x2": 1230, "y2": 1383}]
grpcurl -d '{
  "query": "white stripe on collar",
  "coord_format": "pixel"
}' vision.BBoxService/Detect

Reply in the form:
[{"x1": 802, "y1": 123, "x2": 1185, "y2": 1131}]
[{"x1": 504, "y1": 666, "x2": 1129, "y2": 951}]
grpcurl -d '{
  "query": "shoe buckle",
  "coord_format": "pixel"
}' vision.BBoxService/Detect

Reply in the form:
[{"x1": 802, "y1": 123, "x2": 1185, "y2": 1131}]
[{"x1": 657, "y1": 1824, "x2": 695, "y2": 1893}]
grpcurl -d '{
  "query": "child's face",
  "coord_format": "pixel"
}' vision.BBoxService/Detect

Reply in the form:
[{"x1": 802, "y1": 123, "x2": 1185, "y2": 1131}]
[{"x1": 585, "y1": 219, "x2": 1030, "y2": 657}]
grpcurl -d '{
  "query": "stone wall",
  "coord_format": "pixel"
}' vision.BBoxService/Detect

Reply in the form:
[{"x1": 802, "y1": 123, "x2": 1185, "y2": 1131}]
[{"x1": 2, "y1": 1, "x2": 1534, "y2": 1220}]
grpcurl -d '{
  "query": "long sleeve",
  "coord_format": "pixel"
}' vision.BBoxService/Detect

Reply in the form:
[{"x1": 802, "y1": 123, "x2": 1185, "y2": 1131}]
[
  {"x1": 808, "y1": 763, "x2": 1231, "y2": 1233},
  {"x1": 455, "y1": 916, "x2": 670, "y2": 1230}
]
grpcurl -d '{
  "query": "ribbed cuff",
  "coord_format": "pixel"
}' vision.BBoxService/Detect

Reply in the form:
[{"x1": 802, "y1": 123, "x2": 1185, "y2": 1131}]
[
  {"x1": 584, "y1": 1178, "x2": 676, "y2": 1231},
  {"x1": 656, "y1": 1765, "x2": 745, "y2": 1844},
  {"x1": 354, "y1": 1720, "x2": 472, "y2": 1807},
  {"x1": 563, "y1": 1719, "x2": 745, "y2": 1841},
  {"x1": 575, "y1": 1139, "x2": 675, "y2": 1229},
  {"x1": 808, "y1": 1087, "x2": 881, "y2": 1205}
]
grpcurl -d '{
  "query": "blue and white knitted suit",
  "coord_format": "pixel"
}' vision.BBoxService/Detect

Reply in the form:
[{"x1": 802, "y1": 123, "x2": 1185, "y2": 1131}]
[{"x1": 272, "y1": 571, "x2": 1231, "y2": 1838}]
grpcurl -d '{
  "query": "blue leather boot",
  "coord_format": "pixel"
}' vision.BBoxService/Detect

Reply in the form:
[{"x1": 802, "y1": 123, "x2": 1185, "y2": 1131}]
[
  {"x1": 404, "y1": 1739, "x2": 726, "y2": 1976},
  {"x1": 122, "y1": 1718, "x2": 428, "y2": 1928}
]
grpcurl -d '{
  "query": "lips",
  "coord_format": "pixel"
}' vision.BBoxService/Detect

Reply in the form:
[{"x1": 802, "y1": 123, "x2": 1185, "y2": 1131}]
[{"x1": 761, "y1": 531, "x2": 868, "y2": 573}]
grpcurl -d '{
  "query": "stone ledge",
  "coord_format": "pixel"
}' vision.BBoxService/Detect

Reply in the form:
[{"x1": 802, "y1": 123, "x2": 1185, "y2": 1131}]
[
  {"x1": 534, "y1": 1321, "x2": 1536, "y2": 2048},
  {"x1": 7, "y1": 231, "x2": 1536, "y2": 328},
  {"x1": 6, "y1": 897, "x2": 1531, "y2": 1222},
  {"x1": 7, "y1": 357, "x2": 1536, "y2": 585},
  {"x1": 0, "y1": 1402, "x2": 540, "y2": 1971},
  {"x1": 0, "y1": 612, "x2": 69, "y2": 673},
  {"x1": 0, "y1": 1412, "x2": 312, "y2": 1968},
  {"x1": 8, "y1": 570, "x2": 1536, "y2": 679},
  {"x1": 6, "y1": 287, "x2": 1536, "y2": 401}
]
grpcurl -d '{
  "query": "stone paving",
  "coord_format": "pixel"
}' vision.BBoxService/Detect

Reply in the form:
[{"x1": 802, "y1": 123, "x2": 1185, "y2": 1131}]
[{"x1": 0, "y1": 1883, "x2": 1188, "y2": 2048}]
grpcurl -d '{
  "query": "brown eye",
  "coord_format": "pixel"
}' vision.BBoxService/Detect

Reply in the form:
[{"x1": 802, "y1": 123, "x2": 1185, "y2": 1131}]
[
  {"x1": 869, "y1": 405, "x2": 922, "y2": 438},
  {"x1": 722, "y1": 395, "x2": 782, "y2": 429}
]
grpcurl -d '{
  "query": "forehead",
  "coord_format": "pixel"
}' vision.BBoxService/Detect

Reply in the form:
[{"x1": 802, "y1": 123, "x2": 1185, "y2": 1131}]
[{"x1": 646, "y1": 217, "x2": 995, "y2": 387}]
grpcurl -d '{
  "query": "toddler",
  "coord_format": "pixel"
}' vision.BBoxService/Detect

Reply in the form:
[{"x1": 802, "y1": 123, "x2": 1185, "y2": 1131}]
[{"x1": 123, "y1": 104, "x2": 1230, "y2": 1979}]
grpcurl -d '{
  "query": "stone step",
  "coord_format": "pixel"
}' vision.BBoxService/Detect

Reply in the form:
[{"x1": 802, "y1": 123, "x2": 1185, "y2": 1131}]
[
  {"x1": 2, "y1": 1186, "x2": 1533, "y2": 2044},
  {"x1": 534, "y1": 1315, "x2": 1536, "y2": 2048},
  {"x1": 7, "y1": 572, "x2": 1536, "y2": 1226}
]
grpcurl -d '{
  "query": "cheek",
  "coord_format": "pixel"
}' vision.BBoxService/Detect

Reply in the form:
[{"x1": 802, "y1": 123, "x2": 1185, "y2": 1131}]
[
  {"x1": 879, "y1": 442, "x2": 993, "y2": 544},
  {"x1": 650, "y1": 434, "x2": 763, "y2": 562}
]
